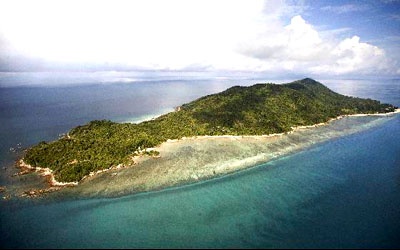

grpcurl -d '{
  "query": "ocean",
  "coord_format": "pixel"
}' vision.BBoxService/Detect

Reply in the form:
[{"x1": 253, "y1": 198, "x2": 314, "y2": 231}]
[{"x1": 0, "y1": 72, "x2": 399, "y2": 248}]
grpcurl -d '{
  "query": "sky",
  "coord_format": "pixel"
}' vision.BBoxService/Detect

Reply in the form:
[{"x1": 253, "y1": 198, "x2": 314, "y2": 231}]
[{"x1": 0, "y1": 0, "x2": 399, "y2": 78}]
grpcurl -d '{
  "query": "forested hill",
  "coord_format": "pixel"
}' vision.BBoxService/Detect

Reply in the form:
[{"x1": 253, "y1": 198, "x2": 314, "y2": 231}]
[{"x1": 24, "y1": 78, "x2": 397, "y2": 182}]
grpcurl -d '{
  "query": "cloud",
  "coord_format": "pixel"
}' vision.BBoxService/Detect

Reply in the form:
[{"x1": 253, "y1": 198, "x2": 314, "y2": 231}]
[
  {"x1": 0, "y1": 0, "x2": 397, "y2": 76},
  {"x1": 0, "y1": 0, "x2": 269, "y2": 71},
  {"x1": 239, "y1": 16, "x2": 326, "y2": 62},
  {"x1": 238, "y1": 15, "x2": 393, "y2": 76},
  {"x1": 321, "y1": 4, "x2": 370, "y2": 14},
  {"x1": 263, "y1": 0, "x2": 308, "y2": 18},
  {"x1": 310, "y1": 36, "x2": 389, "y2": 75}
]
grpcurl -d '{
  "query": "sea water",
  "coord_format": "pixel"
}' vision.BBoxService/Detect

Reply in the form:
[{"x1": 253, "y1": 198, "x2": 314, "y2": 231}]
[{"x1": 0, "y1": 73, "x2": 399, "y2": 248}]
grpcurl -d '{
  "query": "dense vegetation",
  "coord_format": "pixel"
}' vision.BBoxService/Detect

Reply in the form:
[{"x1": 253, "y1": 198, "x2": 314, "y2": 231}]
[{"x1": 24, "y1": 78, "x2": 397, "y2": 182}]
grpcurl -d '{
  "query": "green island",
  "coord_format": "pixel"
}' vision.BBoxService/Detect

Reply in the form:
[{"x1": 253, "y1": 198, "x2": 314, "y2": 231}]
[{"x1": 23, "y1": 78, "x2": 397, "y2": 183}]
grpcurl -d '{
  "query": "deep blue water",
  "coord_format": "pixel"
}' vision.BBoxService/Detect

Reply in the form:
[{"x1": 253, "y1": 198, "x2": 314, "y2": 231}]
[{"x1": 0, "y1": 73, "x2": 399, "y2": 248}]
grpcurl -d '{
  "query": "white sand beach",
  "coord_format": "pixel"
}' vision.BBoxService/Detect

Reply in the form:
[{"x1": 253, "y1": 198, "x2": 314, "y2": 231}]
[{"x1": 52, "y1": 110, "x2": 398, "y2": 198}]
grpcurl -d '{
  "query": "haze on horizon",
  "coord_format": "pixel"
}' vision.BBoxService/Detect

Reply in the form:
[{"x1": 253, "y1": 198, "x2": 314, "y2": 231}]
[{"x1": 0, "y1": 0, "x2": 399, "y2": 79}]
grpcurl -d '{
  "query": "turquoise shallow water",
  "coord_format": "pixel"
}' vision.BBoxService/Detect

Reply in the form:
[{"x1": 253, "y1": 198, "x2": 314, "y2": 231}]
[
  {"x1": 0, "y1": 74, "x2": 399, "y2": 248},
  {"x1": 1, "y1": 115, "x2": 399, "y2": 248}
]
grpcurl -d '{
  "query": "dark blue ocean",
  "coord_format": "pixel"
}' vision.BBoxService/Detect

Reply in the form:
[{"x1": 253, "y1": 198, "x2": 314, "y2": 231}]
[{"x1": 0, "y1": 72, "x2": 399, "y2": 248}]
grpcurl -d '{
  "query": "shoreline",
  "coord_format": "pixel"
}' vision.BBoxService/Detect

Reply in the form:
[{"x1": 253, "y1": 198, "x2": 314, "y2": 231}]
[
  {"x1": 163, "y1": 108, "x2": 400, "y2": 141},
  {"x1": 17, "y1": 159, "x2": 78, "y2": 187},
  {"x1": 15, "y1": 108, "x2": 400, "y2": 198}
]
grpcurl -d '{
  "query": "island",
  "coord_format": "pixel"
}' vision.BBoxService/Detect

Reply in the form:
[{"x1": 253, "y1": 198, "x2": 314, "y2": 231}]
[{"x1": 20, "y1": 78, "x2": 398, "y2": 189}]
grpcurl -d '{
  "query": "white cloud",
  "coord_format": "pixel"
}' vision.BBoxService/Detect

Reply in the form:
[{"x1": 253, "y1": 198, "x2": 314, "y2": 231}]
[
  {"x1": 0, "y1": 0, "x2": 269, "y2": 70},
  {"x1": 239, "y1": 16, "x2": 327, "y2": 62},
  {"x1": 0, "y1": 0, "x2": 396, "y2": 76},
  {"x1": 263, "y1": 0, "x2": 308, "y2": 18},
  {"x1": 319, "y1": 27, "x2": 352, "y2": 38},
  {"x1": 311, "y1": 36, "x2": 389, "y2": 74},
  {"x1": 238, "y1": 15, "x2": 394, "y2": 75}
]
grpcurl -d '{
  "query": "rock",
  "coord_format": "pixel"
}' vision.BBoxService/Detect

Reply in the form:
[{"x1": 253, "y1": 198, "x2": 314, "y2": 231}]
[
  {"x1": 2, "y1": 195, "x2": 11, "y2": 201},
  {"x1": 12, "y1": 169, "x2": 32, "y2": 177}
]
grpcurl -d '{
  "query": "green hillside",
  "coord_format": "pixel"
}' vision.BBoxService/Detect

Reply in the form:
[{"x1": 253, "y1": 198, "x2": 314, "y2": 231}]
[{"x1": 23, "y1": 78, "x2": 397, "y2": 182}]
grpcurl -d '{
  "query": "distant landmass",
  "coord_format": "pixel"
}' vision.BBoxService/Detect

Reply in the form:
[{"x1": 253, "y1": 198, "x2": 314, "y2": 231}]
[{"x1": 23, "y1": 78, "x2": 397, "y2": 183}]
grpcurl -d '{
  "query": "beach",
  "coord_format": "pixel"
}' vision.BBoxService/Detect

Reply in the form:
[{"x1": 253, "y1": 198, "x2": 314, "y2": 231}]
[
  {"x1": 8, "y1": 109, "x2": 399, "y2": 199},
  {"x1": 44, "y1": 110, "x2": 398, "y2": 198}
]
